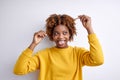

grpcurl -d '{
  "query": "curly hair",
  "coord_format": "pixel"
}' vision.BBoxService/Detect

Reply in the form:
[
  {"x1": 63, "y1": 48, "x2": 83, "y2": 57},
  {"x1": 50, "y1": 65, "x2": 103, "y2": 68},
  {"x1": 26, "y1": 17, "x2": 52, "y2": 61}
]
[{"x1": 46, "y1": 14, "x2": 76, "y2": 41}]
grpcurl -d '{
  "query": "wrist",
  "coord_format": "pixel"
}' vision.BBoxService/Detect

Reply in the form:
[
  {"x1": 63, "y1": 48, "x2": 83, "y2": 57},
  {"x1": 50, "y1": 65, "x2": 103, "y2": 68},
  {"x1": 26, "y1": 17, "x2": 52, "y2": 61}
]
[
  {"x1": 28, "y1": 42, "x2": 37, "y2": 51},
  {"x1": 86, "y1": 27, "x2": 94, "y2": 34}
]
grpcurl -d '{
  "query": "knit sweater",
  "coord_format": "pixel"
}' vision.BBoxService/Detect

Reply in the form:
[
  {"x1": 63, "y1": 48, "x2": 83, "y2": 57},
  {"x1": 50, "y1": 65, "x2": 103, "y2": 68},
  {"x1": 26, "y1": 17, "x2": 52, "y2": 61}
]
[{"x1": 13, "y1": 34, "x2": 104, "y2": 80}]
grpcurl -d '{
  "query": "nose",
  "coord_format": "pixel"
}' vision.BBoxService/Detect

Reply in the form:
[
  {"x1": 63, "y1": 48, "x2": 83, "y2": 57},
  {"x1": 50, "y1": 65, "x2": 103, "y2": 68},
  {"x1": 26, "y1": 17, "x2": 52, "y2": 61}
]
[{"x1": 59, "y1": 34, "x2": 64, "y2": 39}]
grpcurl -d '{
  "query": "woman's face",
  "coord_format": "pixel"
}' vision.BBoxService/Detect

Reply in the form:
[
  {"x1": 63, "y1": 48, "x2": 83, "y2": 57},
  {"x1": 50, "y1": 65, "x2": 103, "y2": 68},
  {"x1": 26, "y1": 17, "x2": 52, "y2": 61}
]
[{"x1": 52, "y1": 25, "x2": 70, "y2": 48}]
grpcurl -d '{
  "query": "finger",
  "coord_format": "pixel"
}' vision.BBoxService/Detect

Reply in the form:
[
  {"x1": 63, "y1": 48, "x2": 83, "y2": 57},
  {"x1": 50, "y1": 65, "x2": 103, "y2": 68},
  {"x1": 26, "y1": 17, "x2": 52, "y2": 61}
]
[
  {"x1": 39, "y1": 30, "x2": 47, "y2": 36},
  {"x1": 34, "y1": 32, "x2": 42, "y2": 38},
  {"x1": 40, "y1": 32, "x2": 47, "y2": 37},
  {"x1": 82, "y1": 15, "x2": 91, "y2": 20},
  {"x1": 83, "y1": 17, "x2": 88, "y2": 22},
  {"x1": 81, "y1": 15, "x2": 89, "y2": 23},
  {"x1": 39, "y1": 32, "x2": 47, "y2": 38},
  {"x1": 36, "y1": 30, "x2": 46, "y2": 36},
  {"x1": 81, "y1": 15, "x2": 87, "y2": 20},
  {"x1": 37, "y1": 33, "x2": 45, "y2": 38},
  {"x1": 78, "y1": 15, "x2": 85, "y2": 22}
]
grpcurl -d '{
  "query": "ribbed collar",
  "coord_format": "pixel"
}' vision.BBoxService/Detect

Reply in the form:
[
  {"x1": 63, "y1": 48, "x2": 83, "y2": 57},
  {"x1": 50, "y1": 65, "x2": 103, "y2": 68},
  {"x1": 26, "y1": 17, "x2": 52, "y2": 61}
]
[{"x1": 50, "y1": 46, "x2": 72, "y2": 53}]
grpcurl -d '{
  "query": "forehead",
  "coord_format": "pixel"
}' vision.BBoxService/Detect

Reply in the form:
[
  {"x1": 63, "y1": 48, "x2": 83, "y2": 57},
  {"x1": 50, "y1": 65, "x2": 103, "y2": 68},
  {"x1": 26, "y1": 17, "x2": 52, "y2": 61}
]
[{"x1": 53, "y1": 25, "x2": 69, "y2": 32}]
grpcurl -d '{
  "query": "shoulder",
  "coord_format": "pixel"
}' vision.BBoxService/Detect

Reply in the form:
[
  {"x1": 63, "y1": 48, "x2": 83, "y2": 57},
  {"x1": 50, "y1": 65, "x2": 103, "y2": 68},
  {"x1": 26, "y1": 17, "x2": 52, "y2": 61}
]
[
  {"x1": 70, "y1": 46, "x2": 85, "y2": 50},
  {"x1": 71, "y1": 46, "x2": 88, "y2": 54},
  {"x1": 35, "y1": 47, "x2": 51, "y2": 56}
]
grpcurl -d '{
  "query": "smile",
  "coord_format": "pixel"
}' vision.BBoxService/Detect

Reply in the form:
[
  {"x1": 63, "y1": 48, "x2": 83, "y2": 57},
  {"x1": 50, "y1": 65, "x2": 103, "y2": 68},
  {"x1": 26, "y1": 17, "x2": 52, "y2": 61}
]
[{"x1": 58, "y1": 40, "x2": 65, "y2": 45}]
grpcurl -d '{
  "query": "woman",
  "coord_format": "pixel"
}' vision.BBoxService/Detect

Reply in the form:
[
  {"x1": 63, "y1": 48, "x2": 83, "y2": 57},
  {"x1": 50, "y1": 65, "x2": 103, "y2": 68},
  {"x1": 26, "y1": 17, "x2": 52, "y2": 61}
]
[{"x1": 13, "y1": 14, "x2": 104, "y2": 80}]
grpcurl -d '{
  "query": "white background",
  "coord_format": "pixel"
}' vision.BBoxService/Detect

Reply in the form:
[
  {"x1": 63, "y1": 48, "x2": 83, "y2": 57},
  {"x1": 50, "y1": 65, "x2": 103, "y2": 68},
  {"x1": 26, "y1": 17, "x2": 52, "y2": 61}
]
[{"x1": 0, "y1": 0, "x2": 120, "y2": 80}]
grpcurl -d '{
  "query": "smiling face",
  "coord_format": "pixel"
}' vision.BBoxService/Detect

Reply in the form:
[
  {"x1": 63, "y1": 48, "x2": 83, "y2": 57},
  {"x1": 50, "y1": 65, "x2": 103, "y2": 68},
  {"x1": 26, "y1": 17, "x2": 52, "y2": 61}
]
[{"x1": 52, "y1": 25, "x2": 70, "y2": 48}]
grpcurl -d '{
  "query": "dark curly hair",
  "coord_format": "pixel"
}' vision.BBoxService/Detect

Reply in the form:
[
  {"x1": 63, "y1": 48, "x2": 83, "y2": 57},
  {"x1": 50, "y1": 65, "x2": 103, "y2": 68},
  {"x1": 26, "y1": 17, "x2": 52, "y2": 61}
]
[{"x1": 46, "y1": 14, "x2": 76, "y2": 41}]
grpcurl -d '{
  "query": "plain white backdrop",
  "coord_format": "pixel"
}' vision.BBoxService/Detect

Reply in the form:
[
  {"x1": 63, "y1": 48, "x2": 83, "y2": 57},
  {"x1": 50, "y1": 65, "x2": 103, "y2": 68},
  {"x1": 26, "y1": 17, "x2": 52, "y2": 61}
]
[{"x1": 0, "y1": 0, "x2": 120, "y2": 80}]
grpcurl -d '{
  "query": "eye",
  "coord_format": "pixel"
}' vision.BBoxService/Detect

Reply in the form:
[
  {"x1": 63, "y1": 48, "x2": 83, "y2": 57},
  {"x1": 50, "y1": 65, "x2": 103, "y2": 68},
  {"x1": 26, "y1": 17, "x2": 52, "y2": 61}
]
[
  {"x1": 53, "y1": 32, "x2": 59, "y2": 36},
  {"x1": 63, "y1": 31, "x2": 68, "y2": 35}
]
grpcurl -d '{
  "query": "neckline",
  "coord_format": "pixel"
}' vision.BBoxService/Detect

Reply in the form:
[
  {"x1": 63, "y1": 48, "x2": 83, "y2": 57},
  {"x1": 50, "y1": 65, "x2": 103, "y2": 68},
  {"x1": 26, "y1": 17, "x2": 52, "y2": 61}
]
[{"x1": 52, "y1": 46, "x2": 71, "y2": 51}]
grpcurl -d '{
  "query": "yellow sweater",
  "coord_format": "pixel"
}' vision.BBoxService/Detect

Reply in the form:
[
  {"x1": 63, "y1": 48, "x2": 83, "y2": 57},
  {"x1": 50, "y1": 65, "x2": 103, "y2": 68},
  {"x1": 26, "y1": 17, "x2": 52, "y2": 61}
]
[{"x1": 13, "y1": 34, "x2": 104, "y2": 80}]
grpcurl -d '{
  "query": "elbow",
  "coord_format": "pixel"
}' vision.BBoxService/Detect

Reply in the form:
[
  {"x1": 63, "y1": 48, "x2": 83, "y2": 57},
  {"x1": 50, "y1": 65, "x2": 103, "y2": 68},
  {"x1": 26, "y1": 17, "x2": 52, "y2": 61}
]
[
  {"x1": 97, "y1": 55, "x2": 104, "y2": 65},
  {"x1": 13, "y1": 70, "x2": 21, "y2": 75},
  {"x1": 97, "y1": 60, "x2": 104, "y2": 65},
  {"x1": 13, "y1": 66, "x2": 27, "y2": 75},
  {"x1": 92, "y1": 52, "x2": 104, "y2": 66},
  {"x1": 94, "y1": 58, "x2": 104, "y2": 66},
  {"x1": 13, "y1": 69, "x2": 25, "y2": 75}
]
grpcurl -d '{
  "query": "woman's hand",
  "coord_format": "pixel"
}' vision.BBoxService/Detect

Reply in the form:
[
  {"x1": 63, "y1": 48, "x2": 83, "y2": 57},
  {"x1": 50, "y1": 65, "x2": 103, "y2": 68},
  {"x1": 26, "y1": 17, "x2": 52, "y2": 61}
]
[
  {"x1": 33, "y1": 30, "x2": 47, "y2": 45},
  {"x1": 78, "y1": 15, "x2": 94, "y2": 34},
  {"x1": 28, "y1": 30, "x2": 47, "y2": 50}
]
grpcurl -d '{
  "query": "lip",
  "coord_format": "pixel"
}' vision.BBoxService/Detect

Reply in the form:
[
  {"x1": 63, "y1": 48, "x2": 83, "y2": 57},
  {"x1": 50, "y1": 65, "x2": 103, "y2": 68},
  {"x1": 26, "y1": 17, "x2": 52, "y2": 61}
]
[
  {"x1": 55, "y1": 39, "x2": 69, "y2": 48},
  {"x1": 57, "y1": 40, "x2": 65, "y2": 43},
  {"x1": 56, "y1": 40, "x2": 66, "y2": 46},
  {"x1": 58, "y1": 40, "x2": 65, "y2": 44}
]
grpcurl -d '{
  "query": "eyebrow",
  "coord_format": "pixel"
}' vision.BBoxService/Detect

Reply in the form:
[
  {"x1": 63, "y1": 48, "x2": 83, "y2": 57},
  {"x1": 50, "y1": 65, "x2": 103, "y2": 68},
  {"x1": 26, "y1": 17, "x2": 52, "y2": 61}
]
[
  {"x1": 53, "y1": 29, "x2": 69, "y2": 32},
  {"x1": 53, "y1": 30, "x2": 69, "y2": 33}
]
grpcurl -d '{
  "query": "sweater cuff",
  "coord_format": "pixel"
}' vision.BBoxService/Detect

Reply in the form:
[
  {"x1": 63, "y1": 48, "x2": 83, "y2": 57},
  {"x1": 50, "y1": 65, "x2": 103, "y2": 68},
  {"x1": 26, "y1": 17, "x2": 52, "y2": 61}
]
[
  {"x1": 88, "y1": 33, "x2": 97, "y2": 42},
  {"x1": 22, "y1": 48, "x2": 33, "y2": 57}
]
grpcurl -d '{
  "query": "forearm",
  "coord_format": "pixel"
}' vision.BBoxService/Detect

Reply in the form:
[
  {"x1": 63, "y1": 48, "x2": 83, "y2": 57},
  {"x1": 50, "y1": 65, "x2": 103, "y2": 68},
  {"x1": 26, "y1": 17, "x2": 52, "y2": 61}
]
[
  {"x1": 14, "y1": 49, "x2": 33, "y2": 75},
  {"x1": 28, "y1": 42, "x2": 37, "y2": 51},
  {"x1": 88, "y1": 34, "x2": 104, "y2": 65}
]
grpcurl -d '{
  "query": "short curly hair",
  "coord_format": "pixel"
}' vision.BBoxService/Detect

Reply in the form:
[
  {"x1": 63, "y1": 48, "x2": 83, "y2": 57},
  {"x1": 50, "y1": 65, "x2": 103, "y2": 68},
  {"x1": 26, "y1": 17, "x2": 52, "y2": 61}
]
[{"x1": 46, "y1": 14, "x2": 76, "y2": 41}]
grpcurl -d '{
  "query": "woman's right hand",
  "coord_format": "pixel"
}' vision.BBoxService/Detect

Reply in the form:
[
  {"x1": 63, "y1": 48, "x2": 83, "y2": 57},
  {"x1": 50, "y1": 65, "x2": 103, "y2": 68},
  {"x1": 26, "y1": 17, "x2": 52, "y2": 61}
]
[
  {"x1": 28, "y1": 30, "x2": 47, "y2": 50},
  {"x1": 32, "y1": 30, "x2": 47, "y2": 45}
]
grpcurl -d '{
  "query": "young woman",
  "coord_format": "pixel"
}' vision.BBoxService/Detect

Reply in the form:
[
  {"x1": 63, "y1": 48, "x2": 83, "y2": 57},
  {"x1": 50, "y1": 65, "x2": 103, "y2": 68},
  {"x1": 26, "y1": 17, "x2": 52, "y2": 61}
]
[{"x1": 13, "y1": 14, "x2": 104, "y2": 80}]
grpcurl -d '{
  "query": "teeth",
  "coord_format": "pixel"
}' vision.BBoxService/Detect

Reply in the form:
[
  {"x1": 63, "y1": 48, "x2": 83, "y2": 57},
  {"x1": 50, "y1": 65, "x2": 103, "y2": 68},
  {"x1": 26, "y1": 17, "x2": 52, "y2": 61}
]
[{"x1": 58, "y1": 40, "x2": 65, "y2": 45}]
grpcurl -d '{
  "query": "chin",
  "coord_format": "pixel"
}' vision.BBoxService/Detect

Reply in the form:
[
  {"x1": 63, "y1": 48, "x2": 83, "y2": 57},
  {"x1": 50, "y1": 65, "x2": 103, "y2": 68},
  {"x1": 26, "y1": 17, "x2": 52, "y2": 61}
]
[{"x1": 56, "y1": 45, "x2": 68, "y2": 48}]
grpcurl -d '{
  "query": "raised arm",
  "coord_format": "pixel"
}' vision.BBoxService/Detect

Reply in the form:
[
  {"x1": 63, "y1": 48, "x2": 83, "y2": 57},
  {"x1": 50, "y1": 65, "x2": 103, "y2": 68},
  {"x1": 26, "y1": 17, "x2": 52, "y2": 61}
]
[
  {"x1": 77, "y1": 15, "x2": 104, "y2": 66},
  {"x1": 13, "y1": 30, "x2": 47, "y2": 75}
]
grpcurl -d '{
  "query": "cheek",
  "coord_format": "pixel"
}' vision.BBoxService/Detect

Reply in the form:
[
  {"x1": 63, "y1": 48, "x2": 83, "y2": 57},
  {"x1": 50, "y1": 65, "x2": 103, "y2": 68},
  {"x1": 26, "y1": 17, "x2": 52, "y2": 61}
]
[
  {"x1": 52, "y1": 35, "x2": 57, "y2": 41},
  {"x1": 67, "y1": 34, "x2": 71, "y2": 40}
]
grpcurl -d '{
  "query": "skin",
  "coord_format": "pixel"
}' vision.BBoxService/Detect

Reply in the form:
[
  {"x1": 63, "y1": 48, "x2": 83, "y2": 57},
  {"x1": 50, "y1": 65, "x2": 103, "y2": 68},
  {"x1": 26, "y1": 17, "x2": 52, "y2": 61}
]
[
  {"x1": 52, "y1": 25, "x2": 70, "y2": 48},
  {"x1": 28, "y1": 15, "x2": 94, "y2": 50}
]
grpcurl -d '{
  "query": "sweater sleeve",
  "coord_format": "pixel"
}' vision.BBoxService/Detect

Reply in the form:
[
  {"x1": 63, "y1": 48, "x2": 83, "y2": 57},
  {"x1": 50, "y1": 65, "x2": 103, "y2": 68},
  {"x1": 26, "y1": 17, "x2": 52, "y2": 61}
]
[
  {"x1": 80, "y1": 34, "x2": 104, "y2": 66},
  {"x1": 13, "y1": 48, "x2": 40, "y2": 75}
]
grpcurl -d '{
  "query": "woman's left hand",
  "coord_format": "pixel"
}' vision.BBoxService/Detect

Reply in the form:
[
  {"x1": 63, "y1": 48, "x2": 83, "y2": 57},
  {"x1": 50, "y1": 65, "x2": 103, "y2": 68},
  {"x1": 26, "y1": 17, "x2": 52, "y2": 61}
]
[
  {"x1": 78, "y1": 15, "x2": 92, "y2": 29},
  {"x1": 78, "y1": 15, "x2": 94, "y2": 34}
]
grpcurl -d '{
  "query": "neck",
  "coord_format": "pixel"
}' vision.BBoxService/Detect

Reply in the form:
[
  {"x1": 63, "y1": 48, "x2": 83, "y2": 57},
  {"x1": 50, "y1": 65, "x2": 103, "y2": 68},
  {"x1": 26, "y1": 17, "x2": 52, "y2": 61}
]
[{"x1": 55, "y1": 45, "x2": 68, "y2": 49}]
